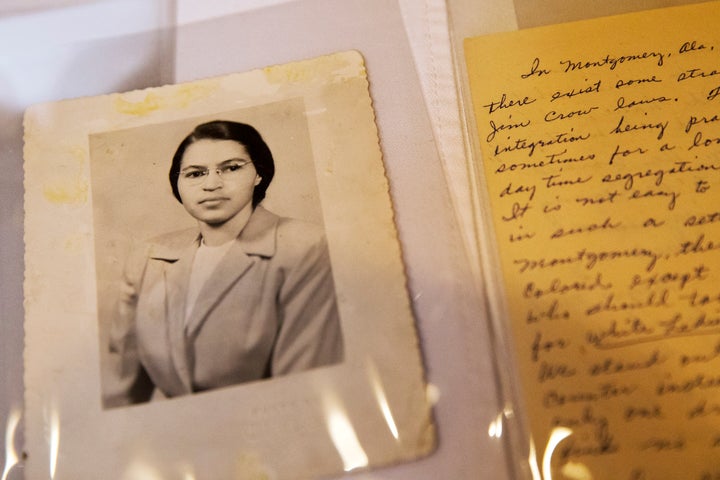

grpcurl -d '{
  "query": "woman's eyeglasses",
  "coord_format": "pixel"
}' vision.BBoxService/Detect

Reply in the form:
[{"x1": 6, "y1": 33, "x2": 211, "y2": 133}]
[{"x1": 180, "y1": 159, "x2": 252, "y2": 185}]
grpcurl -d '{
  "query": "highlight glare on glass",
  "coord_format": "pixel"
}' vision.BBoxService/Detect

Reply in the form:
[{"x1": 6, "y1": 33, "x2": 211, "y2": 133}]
[
  {"x1": 425, "y1": 383, "x2": 440, "y2": 405},
  {"x1": 1, "y1": 408, "x2": 21, "y2": 480},
  {"x1": 561, "y1": 461, "x2": 593, "y2": 480},
  {"x1": 120, "y1": 459, "x2": 164, "y2": 480},
  {"x1": 181, "y1": 468, "x2": 196, "y2": 480},
  {"x1": 542, "y1": 427, "x2": 573, "y2": 480},
  {"x1": 323, "y1": 391, "x2": 369, "y2": 472},
  {"x1": 48, "y1": 405, "x2": 60, "y2": 479},
  {"x1": 488, "y1": 412, "x2": 504, "y2": 439},
  {"x1": 528, "y1": 437, "x2": 542, "y2": 480},
  {"x1": 368, "y1": 361, "x2": 399, "y2": 440}
]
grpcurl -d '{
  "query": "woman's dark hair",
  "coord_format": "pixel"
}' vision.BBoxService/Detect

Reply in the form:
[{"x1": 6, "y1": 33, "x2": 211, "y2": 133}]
[{"x1": 169, "y1": 120, "x2": 275, "y2": 208}]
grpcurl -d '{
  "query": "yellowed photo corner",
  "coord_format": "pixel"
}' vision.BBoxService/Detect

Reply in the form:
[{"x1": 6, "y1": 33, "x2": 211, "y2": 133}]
[{"x1": 24, "y1": 50, "x2": 434, "y2": 480}]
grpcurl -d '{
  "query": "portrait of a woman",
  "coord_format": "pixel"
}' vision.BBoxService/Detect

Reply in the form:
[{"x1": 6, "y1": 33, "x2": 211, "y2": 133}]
[{"x1": 103, "y1": 120, "x2": 344, "y2": 408}]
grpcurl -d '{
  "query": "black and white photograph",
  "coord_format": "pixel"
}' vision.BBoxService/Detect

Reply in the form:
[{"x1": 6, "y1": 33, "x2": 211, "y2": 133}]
[
  {"x1": 90, "y1": 104, "x2": 345, "y2": 408},
  {"x1": 23, "y1": 51, "x2": 435, "y2": 480}
]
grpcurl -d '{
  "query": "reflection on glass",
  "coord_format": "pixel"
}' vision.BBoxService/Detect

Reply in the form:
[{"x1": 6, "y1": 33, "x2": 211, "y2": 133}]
[
  {"x1": 323, "y1": 391, "x2": 368, "y2": 472},
  {"x1": 425, "y1": 383, "x2": 440, "y2": 405},
  {"x1": 180, "y1": 464, "x2": 196, "y2": 480},
  {"x1": 560, "y1": 461, "x2": 593, "y2": 480},
  {"x1": 48, "y1": 404, "x2": 59, "y2": 480},
  {"x1": 542, "y1": 427, "x2": 572, "y2": 480},
  {"x1": 528, "y1": 437, "x2": 542, "y2": 480},
  {"x1": 120, "y1": 459, "x2": 163, "y2": 480},
  {"x1": 488, "y1": 412, "x2": 504, "y2": 439},
  {"x1": 368, "y1": 361, "x2": 399, "y2": 440},
  {"x1": 528, "y1": 427, "x2": 584, "y2": 480},
  {"x1": 1, "y1": 407, "x2": 21, "y2": 480}
]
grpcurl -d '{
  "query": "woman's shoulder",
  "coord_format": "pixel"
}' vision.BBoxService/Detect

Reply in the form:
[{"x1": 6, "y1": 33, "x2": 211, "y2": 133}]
[
  {"x1": 271, "y1": 215, "x2": 332, "y2": 273},
  {"x1": 147, "y1": 228, "x2": 199, "y2": 249},
  {"x1": 276, "y1": 216, "x2": 325, "y2": 241},
  {"x1": 126, "y1": 228, "x2": 198, "y2": 265},
  {"x1": 254, "y1": 208, "x2": 328, "y2": 262},
  {"x1": 251, "y1": 206, "x2": 324, "y2": 243},
  {"x1": 274, "y1": 216, "x2": 327, "y2": 252}
]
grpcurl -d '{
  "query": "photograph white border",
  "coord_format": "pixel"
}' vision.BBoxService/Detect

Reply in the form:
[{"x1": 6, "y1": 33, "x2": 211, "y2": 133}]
[{"x1": 24, "y1": 51, "x2": 433, "y2": 480}]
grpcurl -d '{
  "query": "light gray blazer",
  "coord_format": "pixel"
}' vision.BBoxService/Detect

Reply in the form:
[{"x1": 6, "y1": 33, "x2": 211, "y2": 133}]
[{"x1": 104, "y1": 206, "x2": 343, "y2": 407}]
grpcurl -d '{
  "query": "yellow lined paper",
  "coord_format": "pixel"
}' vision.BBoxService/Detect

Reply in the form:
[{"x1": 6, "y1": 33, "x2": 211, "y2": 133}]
[{"x1": 465, "y1": 3, "x2": 720, "y2": 478}]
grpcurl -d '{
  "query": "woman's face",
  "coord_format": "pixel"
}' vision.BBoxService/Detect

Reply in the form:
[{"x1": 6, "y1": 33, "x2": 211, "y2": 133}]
[{"x1": 177, "y1": 139, "x2": 261, "y2": 226}]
